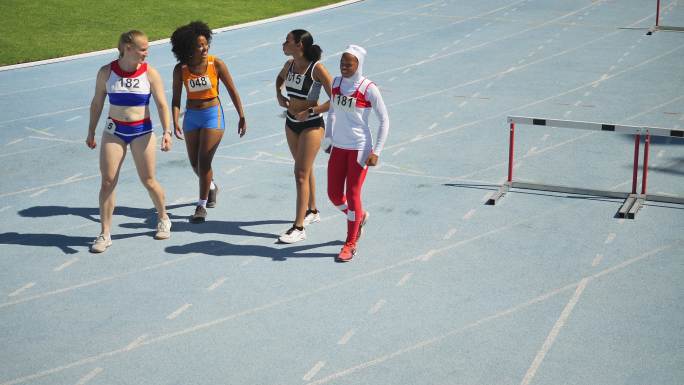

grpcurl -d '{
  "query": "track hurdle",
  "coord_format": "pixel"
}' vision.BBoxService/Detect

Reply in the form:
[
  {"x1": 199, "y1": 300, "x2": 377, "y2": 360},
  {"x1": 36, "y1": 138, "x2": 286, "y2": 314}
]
[
  {"x1": 486, "y1": 116, "x2": 684, "y2": 219},
  {"x1": 648, "y1": 0, "x2": 684, "y2": 34}
]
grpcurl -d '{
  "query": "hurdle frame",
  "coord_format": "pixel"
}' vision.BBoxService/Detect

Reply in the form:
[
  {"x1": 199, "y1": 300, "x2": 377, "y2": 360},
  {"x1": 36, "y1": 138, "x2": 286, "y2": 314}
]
[
  {"x1": 486, "y1": 116, "x2": 684, "y2": 219},
  {"x1": 650, "y1": 0, "x2": 684, "y2": 34}
]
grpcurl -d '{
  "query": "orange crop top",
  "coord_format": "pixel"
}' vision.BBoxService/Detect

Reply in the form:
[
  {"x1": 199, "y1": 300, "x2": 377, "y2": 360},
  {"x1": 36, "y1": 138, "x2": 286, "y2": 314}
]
[{"x1": 182, "y1": 55, "x2": 220, "y2": 100}]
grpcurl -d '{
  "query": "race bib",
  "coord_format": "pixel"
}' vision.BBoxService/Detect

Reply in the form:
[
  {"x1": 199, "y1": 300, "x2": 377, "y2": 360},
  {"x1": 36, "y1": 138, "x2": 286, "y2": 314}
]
[
  {"x1": 104, "y1": 118, "x2": 115, "y2": 134},
  {"x1": 285, "y1": 72, "x2": 305, "y2": 90},
  {"x1": 334, "y1": 94, "x2": 357, "y2": 112},
  {"x1": 188, "y1": 75, "x2": 212, "y2": 92}
]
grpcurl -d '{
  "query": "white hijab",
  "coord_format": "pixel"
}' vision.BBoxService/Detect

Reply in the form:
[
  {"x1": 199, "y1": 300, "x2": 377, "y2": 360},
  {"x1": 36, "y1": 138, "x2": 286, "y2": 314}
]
[{"x1": 342, "y1": 44, "x2": 366, "y2": 83}]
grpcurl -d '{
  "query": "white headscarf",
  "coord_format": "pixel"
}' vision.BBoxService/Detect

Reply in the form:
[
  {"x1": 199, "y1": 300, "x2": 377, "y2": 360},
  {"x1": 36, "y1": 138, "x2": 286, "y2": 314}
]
[{"x1": 343, "y1": 44, "x2": 366, "y2": 82}]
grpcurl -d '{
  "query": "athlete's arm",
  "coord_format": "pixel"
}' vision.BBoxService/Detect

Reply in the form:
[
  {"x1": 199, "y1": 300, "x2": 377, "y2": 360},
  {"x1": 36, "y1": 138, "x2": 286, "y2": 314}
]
[
  {"x1": 171, "y1": 64, "x2": 184, "y2": 140},
  {"x1": 86, "y1": 65, "x2": 109, "y2": 149},
  {"x1": 365, "y1": 84, "x2": 389, "y2": 166},
  {"x1": 147, "y1": 65, "x2": 172, "y2": 151},
  {"x1": 216, "y1": 58, "x2": 246, "y2": 137},
  {"x1": 275, "y1": 60, "x2": 291, "y2": 108},
  {"x1": 311, "y1": 62, "x2": 332, "y2": 114}
]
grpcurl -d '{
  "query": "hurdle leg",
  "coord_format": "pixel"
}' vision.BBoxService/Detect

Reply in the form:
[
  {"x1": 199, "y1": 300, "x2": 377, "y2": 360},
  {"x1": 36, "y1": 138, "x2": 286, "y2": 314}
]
[
  {"x1": 627, "y1": 132, "x2": 651, "y2": 218},
  {"x1": 618, "y1": 133, "x2": 641, "y2": 218},
  {"x1": 486, "y1": 122, "x2": 515, "y2": 205}
]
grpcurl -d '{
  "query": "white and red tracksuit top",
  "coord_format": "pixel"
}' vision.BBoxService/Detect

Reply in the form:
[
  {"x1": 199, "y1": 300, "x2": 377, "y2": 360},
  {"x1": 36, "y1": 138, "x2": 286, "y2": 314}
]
[{"x1": 325, "y1": 75, "x2": 390, "y2": 165}]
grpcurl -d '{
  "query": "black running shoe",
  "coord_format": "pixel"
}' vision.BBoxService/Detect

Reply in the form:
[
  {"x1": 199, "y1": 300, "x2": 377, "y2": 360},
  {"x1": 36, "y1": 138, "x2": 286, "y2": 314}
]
[
  {"x1": 207, "y1": 184, "x2": 219, "y2": 208},
  {"x1": 190, "y1": 205, "x2": 207, "y2": 223}
]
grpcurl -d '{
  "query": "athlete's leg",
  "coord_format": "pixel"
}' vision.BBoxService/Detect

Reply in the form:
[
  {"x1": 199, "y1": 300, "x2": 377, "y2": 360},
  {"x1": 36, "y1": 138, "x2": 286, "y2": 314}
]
[
  {"x1": 98, "y1": 133, "x2": 127, "y2": 236},
  {"x1": 129, "y1": 132, "x2": 168, "y2": 221},
  {"x1": 197, "y1": 128, "x2": 224, "y2": 201},
  {"x1": 327, "y1": 147, "x2": 349, "y2": 214},
  {"x1": 288, "y1": 127, "x2": 322, "y2": 227},
  {"x1": 344, "y1": 151, "x2": 368, "y2": 244}
]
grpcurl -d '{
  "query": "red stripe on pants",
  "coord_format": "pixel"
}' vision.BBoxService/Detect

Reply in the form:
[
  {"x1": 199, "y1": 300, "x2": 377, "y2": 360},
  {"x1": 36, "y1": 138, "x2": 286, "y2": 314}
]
[{"x1": 327, "y1": 147, "x2": 368, "y2": 244}]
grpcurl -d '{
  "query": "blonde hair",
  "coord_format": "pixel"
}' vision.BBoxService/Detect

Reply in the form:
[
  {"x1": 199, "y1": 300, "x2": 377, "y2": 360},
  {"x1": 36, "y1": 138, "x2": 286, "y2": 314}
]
[{"x1": 117, "y1": 30, "x2": 146, "y2": 58}]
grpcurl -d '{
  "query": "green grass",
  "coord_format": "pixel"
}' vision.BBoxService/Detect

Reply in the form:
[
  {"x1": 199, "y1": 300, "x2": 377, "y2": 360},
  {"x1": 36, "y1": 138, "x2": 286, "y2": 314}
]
[{"x1": 0, "y1": 0, "x2": 342, "y2": 66}]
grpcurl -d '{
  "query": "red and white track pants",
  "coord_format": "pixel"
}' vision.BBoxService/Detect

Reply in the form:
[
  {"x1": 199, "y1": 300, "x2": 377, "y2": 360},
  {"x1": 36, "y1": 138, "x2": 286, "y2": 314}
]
[{"x1": 327, "y1": 147, "x2": 368, "y2": 244}]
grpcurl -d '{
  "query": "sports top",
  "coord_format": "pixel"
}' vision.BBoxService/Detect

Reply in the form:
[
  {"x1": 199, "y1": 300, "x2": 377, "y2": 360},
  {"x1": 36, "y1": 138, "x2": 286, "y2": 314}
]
[
  {"x1": 106, "y1": 61, "x2": 151, "y2": 107},
  {"x1": 182, "y1": 55, "x2": 220, "y2": 100},
  {"x1": 284, "y1": 60, "x2": 322, "y2": 101}
]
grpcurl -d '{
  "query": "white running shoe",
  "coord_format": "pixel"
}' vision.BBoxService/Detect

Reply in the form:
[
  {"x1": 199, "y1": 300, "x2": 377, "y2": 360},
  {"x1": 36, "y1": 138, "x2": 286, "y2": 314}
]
[
  {"x1": 357, "y1": 211, "x2": 370, "y2": 240},
  {"x1": 155, "y1": 217, "x2": 172, "y2": 240},
  {"x1": 303, "y1": 209, "x2": 320, "y2": 226},
  {"x1": 278, "y1": 225, "x2": 306, "y2": 244},
  {"x1": 90, "y1": 234, "x2": 112, "y2": 253}
]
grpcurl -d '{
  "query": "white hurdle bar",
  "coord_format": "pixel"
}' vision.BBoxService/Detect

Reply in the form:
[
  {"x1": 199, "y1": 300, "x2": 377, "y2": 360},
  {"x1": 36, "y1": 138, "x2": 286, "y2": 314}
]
[{"x1": 486, "y1": 116, "x2": 684, "y2": 219}]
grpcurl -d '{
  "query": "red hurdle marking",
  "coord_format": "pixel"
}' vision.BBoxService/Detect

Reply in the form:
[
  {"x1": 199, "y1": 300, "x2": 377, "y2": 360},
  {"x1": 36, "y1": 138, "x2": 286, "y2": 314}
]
[
  {"x1": 641, "y1": 132, "x2": 651, "y2": 195},
  {"x1": 631, "y1": 134, "x2": 640, "y2": 195},
  {"x1": 507, "y1": 122, "x2": 515, "y2": 183}
]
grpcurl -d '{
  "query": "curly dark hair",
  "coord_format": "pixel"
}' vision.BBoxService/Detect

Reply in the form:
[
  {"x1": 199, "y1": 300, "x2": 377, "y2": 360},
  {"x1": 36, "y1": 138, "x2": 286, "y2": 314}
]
[{"x1": 171, "y1": 21, "x2": 213, "y2": 64}]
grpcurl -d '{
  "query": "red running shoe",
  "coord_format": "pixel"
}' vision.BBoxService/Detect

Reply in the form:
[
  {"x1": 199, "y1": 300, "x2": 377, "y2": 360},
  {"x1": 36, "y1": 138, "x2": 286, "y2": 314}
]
[{"x1": 336, "y1": 242, "x2": 357, "y2": 262}]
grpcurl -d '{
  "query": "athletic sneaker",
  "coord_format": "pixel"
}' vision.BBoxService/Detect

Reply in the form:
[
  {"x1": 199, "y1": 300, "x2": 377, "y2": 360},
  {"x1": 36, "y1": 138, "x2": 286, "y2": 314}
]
[
  {"x1": 336, "y1": 242, "x2": 357, "y2": 262},
  {"x1": 303, "y1": 209, "x2": 320, "y2": 226},
  {"x1": 90, "y1": 234, "x2": 112, "y2": 253},
  {"x1": 356, "y1": 211, "x2": 370, "y2": 240},
  {"x1": 190, "y1": 205, "x2": 207, "y2": 223},
  {"x1": 207, "y1": 184, "x2": 219, "y2": 208},
  {"x1": 278, "y1": 225, "x2": 306, "y2": 244},
  {"x1": 154, "y1": 217, "x2": 172, "y2": 240}
]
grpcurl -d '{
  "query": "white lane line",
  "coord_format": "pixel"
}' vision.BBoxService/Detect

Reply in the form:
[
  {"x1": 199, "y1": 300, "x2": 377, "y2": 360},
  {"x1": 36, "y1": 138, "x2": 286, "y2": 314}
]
[
  {"x1": 207, "y1": 277, "x2": 228, "y2": 292},
  {"x1": 525, "y1": 146, "x2": 538, "y2": 156},
  {"x1": 520, "y1": 278, "x2": 589, "y2": 385},
  {"x1": 64, "y1": 173, "x2": 84, "y2": 183},
  {"x1": 54, "y1": 257, "x2": 80, "y2": 272},
  {"x1": 29, "y1": 189, "x2": 49, "y2": 198},
  {"x1": 166, "y1": 304, "x2": 192, "y2": 320},
  {"x1": 443, "y1": 111, "x2": 454, "y2": 118},
  {"x1": 368, "y1": 299, "x2": 387, "y2": 314},
  {"x1": 303, "y1": 361, "x2": 326, "y2": 381},
  {"x1": 427, "y1": 122, "x2": 438, "y2": 130},
  {"x1": 391, "y1": 148, "x2": 405, "y2": 156},
  {"x1": 458, "y1": 100, "x2": 468, "y2": 107},
  {"x1": 337, "y1": 329, "x2": 356, "y2": 345},
  {"x1": 618, "y1": 218, "x2": 626, "y2": 225},
  {"x1": 388, "y1": 76, "x2": 397, "y2": 82},
  {"x1": 124, "y1": 335, "x2": 148, "y2": 351},
  {"x1": 396, "y1": 273, "x2": 413, "y2": 287},
  {"x1": 419, "y1": 249, "x2": 438, "y2": 262},
  {"x1": 65, "y1": 116, "x2": 81, "y2": 122},
  {"x1": 591, "y1": 253, "x2": 604, "y2": 267},
  {"x1": 28, "y1": 135, "x2": 81, "y2": 143},
  {"x1": 224, "y1": 166, "x2": 242, "y2": 175},
  {"x1": 0, "y1": 173, "x2": 99, "y2": 199},
  {"x1": 248, "y1": 90, "x2": 259, "y2": 96},
  {"x1": 462, "y1": 209, "x2": 476, "y2": 220},
  {"x1": 443, "y1": 228, "x2": 458, "y2": 240},
  {"x1": 6, "y1": 138, "x2": 24, "y2": 146},
  {"x1": 25, "y1": 126, "x2": 55, "y2": 136},
  {"x1": 657, "y1": 149, "x2": 665, "y2": 158},
  {"x1": 0, "y1": 205, "x2": 11, "y2": 213},
  {"x1": 604, "y1": 233, "x2": 616, "y2": 244},
  {"x1": 8, "y1": 282, "x2": 36, "y2": 297},
  {"x1": 402, "y1": 68, "x2": 411, "y2": 74},
  {"x1": 540, "y1": 134, "x2": 550, "y2": 142},
  {"x1": 75, "y1": 368, "x2": 103, "y2": 385}
]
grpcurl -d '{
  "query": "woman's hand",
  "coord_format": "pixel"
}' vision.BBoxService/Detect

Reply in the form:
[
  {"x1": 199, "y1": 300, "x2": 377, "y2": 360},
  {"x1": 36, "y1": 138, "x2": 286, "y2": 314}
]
[
  {"x1": 366, "y1": 153, "x2": 379, "y2": 166},
  {"x1": 238, "y1": 116, "x2": 247, "y2": 137},
  {"x1": 277, "y1": 94, "x2": 290, "y2": 108},
  {"x1": 295, "y1": 108, "x2": 310, "y2": 121},
  {"x1": 161, "y1": 132, "x2": 172, "y2": 152},
  {"x1": 86, "y1": 131, "x2": 96, "y2": 149},
  {"x1": 174, "y1": 125, "x2": 184, "y2": 140}
]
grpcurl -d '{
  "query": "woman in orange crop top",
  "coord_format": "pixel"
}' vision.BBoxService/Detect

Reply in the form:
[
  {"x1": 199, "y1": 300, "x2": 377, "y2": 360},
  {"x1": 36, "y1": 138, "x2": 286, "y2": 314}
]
[{"x1": 171, "y1": 21, "x2": 247, "y2": 223}]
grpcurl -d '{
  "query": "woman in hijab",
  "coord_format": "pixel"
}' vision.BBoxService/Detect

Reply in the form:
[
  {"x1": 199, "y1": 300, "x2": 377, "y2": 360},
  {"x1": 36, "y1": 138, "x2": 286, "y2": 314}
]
[{"x1": 325, "y1": 45, "x2": 389, "y2": 262}]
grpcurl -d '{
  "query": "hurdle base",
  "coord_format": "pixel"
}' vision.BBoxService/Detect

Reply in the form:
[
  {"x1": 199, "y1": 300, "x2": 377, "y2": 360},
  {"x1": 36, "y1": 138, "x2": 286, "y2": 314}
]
[
  {"x1": 485, "y1": 182, "x2": 510, "y2": 205},
  {"x1": 618, "y1": 194, "x2": 646, "y2": 219}
]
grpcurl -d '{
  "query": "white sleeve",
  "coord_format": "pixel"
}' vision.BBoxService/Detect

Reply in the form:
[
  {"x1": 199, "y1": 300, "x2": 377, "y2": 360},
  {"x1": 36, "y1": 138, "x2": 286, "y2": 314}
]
[
  {"x1": 365, "y1": 83, "x2": 389, "y2": 155},
  {"x1": 324, "y1": 101, "x2": 335, "y2": 149}
]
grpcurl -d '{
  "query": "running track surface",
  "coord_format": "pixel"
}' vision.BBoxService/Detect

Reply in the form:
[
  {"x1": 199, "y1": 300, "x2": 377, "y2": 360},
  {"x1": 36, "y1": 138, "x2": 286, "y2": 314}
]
[{"x1": 1, "y1": 1, "x2": 683, "y2": 384}]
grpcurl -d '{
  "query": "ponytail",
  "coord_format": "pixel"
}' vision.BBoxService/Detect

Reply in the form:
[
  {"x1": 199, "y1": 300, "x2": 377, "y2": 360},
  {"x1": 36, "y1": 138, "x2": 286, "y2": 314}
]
[{"x1": 290, "y1": 29, "x2": 322, "y2": 62}]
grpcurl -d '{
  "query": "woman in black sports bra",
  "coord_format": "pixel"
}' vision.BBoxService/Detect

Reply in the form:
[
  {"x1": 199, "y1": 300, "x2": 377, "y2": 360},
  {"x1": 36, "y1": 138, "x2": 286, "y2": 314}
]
[{"x1": 275, "y1": 29, "x2": 332, "y2": 244}]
